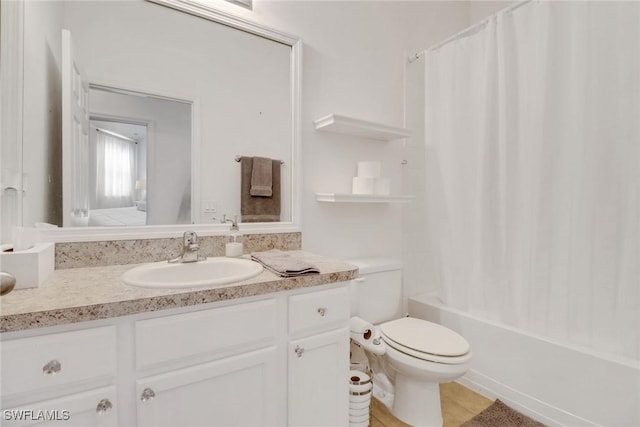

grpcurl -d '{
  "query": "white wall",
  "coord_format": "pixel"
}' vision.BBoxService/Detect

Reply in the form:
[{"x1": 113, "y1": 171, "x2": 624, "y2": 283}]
[
  {"x1": 235, "y1": 0, "x2": 470, "y2": 259},
  {"x1": 468, "y1": 0, "x2": 514, "y2": 23}
]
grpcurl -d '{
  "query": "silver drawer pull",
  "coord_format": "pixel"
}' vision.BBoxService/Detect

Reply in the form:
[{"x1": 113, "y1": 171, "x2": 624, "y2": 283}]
[
  {"x1": 294, "y1": 346, "x2": 304, "y2": 358},
  {"x1": 140, "y1": 388, "x2": 156, "y2": 402},
  {"x1": 96, "y1": 399, "x2": 113, "y2": 415},
  {"x1": 317, "y1": 307, "x2": 327, "y2": 317},
  {"x1": 42, "y1": 360, "x2": 61, "y2": 375}
]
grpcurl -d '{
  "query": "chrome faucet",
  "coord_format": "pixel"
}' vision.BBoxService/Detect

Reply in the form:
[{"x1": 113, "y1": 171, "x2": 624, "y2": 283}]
[{"x1": 169, "y1": 231, "x2": 206, "y2": 263}]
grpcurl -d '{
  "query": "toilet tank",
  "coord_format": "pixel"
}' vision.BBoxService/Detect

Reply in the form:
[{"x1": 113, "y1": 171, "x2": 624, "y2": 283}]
[{"x1": 348, "y1": 258, "x2": 403, "y2": 325}]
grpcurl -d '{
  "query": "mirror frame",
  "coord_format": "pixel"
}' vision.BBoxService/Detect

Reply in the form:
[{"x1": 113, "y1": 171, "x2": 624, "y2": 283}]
[{"x1": 0, "y1": 0, "x2": 302, "y2": 243}]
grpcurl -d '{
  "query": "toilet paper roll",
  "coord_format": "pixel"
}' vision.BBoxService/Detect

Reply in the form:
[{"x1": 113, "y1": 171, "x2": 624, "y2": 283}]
[
  {"x1": 349, "y1": 381, "x2": 373, "y2": 394},
  {"x1": 374, "y1": 178, "x2": 390, "y2": 195},
  {"x1": 350, "y1": 317, "x2": 373, "y2": 335},
  {"x1": 357, "y1": 161, "x2": 381, "y2": 178},
  {"x1": 349, "y1": 317, "x2": 374, "y2": 343},
  {"x1": 349, "y1": 407, "x2": 370, "y2": 418},
  {"x1": 349, "y1": 392, "x2": 372, "y2": 403},
  {"x1": 352, "y1": 177, "x2": 375, "y2": 195},
  {"x1": 349, "y1": 370, "x2": 371, "y2": 385},
  {"x1": 349, "y1": 400, "x2": 371, "y2": 410},
  {"x1": 350, "y1": 317, "x2": 386, "y2": 355},
  {"x1": 349, "y1": 421, "x2": 369, "y2": 427},
  {"x1": 349, "y1": 413, "x2": 370, "y2": 424}
]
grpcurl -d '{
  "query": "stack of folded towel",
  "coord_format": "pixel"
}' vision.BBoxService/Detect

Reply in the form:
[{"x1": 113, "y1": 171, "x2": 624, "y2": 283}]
[{"x1": 251, "y1": 250, "x2": 320, "y2": 277}]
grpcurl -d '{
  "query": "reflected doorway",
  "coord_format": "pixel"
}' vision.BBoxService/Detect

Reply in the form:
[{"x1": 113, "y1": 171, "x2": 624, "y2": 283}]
[{"x1": 68, "y1": 85, "x2": 193, "y2": 227}]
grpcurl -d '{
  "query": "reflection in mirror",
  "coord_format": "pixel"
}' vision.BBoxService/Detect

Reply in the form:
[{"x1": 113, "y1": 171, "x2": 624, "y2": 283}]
[
  {"x1": 83, "y1": 87, "x2": 192, "y2": 227},
  {"x1": 89, "y1": 120, "x2": 149, "y2": 226},
  {"x1": 15, "y1": 0, "x2": 297, "y2": 236}
]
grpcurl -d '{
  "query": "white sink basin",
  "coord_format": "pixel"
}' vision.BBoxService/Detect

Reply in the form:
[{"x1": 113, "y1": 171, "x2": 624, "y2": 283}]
[{"x1": 122, "y1": 257, "x2": 264, "y2": 289}]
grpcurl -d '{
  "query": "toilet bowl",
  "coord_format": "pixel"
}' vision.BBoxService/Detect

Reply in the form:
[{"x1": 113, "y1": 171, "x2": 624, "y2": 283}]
[
  {"x1": 349, "y1": 258, "x2": 472, "y2": 427},
  {"x1": 379, "y1": 317, "x2": 471, "y2": 426}
]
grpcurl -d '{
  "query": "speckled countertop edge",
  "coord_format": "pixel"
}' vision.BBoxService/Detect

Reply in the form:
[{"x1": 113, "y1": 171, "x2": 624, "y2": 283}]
[{"x1": 0, "y1": 251, "x2": 358, "y2": 333}]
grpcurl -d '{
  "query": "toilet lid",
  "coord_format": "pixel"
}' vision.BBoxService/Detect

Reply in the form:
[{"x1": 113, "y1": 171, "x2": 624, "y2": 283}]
[{"x1": 380, "y1": 317, "x2": 470, "y2": 357}]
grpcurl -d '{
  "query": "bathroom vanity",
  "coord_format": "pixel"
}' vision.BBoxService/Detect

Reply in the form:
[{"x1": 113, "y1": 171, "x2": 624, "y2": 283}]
[{"x1": 0, "y1": 251, "x2": 356, "y2": 426}]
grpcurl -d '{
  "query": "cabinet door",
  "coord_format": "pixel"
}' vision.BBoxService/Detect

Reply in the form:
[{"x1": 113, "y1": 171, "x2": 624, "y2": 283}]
[
  {"x1": 136, "y1": 347, "x2": 280, "y2": 427},
  {"x1": 2, "y1": 386, "x2": 117, "y2": 427},
  {"x1": 288, "y1": 328, "x2": 349, "y2": 427}
]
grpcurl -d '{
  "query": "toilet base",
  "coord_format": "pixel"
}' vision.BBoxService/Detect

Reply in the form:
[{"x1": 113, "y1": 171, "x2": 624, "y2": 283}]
[{"x1": 392, "y1": 372, "x2": 443, "y2": 427}]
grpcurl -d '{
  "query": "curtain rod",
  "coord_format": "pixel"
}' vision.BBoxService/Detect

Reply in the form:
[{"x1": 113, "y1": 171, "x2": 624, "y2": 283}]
[
  {"x1": 235, "y1": 155, "x2": 284, "y2": 165},
  {"x1": 95, "y1": 127, "x2": 137, "y2": 143},
  {"x1": 408, "y1": 0, "x2": 533, "y2": 63}
]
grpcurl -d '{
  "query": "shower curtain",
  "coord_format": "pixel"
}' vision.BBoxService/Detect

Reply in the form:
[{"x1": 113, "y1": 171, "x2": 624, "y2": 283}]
[{"x1": 424, "y1": 1, "x2": 639, "y2": 359}]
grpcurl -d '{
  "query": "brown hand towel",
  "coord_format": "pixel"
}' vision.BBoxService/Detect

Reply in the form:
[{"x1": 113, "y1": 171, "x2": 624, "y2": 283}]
[
  {"x1": 250, "y1": 156, "x2": 273, "y2": 197},
  {"x1": 240, "y1": 157, "x2": 281, "y2": 223},
  {"x1": 251, "y1": 250, "x2": 320, "y2": 277}
]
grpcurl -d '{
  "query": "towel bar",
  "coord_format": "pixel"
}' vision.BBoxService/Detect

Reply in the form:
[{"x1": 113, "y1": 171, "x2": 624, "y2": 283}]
[{"x1": 235, "y1": 155, "x2": 284, "y2": 165}]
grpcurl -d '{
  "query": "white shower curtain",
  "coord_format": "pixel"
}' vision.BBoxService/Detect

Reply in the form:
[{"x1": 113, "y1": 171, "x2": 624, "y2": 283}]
[{"x1": 424, "y1": 1, "x2": 639, "y2": 359}]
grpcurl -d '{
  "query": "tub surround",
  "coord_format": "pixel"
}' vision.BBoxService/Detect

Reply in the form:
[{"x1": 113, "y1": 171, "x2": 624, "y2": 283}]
[
  {"x1": 54, "y1": 232, "x2": 302, "y2": 269},
  {"x1": 409, "y1": 294, "x2": 640, "y2": 427},
  {"x1": 1, "y1": 250, "x2": 357, "y2": 333}
]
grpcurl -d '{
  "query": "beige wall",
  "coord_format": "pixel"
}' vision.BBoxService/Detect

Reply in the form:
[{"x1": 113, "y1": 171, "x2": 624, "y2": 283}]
[{"x1": 469, "y1": 0, "x2": 516, "y2": 23}]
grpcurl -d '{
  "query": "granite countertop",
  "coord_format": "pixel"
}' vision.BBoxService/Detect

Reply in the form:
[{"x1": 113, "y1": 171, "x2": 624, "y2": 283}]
[{"x1": 0, "y1": 251, "x2": 358, "y2": 333}]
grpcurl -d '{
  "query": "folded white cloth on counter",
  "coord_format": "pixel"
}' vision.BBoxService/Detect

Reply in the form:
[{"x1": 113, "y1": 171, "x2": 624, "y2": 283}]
[{"x1": 251, "y1": 249, "x2": 320, "y2": 277}]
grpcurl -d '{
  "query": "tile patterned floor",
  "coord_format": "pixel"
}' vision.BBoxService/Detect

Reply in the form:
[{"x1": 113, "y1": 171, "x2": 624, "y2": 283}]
[{"x1": 369, "y1": 382, "x2": 493, "y2": 427}]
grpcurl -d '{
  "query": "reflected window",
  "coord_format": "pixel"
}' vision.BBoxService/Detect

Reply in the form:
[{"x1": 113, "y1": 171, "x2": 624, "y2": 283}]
[{"x1": 97, "y1": 129, "x2": 135, "y2": 201}]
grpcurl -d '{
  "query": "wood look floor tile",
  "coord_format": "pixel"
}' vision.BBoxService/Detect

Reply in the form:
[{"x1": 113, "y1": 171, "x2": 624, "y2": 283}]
[
  {"x1": 370, "y1": 398, "x2": 411, "y2": 427},
  {"x1": 440, "y1": 382, "x2": 493, "y2": 415},
  {"x1": 369, "y1": 381, "x2": 493, "y2": 427}
]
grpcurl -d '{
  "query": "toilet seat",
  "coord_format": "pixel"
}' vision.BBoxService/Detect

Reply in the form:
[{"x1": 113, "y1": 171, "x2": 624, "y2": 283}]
[{"x1": 380, "y1": 317, "x2": 471, "y2": 365}]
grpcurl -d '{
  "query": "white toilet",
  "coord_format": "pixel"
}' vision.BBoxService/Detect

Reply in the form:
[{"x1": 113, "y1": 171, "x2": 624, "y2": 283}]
[{"x1": 349, "y1": 258, "x2": 471, "y2": 427}]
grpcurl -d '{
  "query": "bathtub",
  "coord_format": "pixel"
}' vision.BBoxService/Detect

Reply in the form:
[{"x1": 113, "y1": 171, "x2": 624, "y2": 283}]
[{"x1": 408, "y1": 294, "x2": 640, "y2": 427}]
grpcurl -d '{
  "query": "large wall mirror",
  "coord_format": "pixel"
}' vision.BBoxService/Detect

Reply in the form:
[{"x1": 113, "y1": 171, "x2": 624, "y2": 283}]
[{"x1": 0, "y1": 0, "x2": 301, "y2": 242}]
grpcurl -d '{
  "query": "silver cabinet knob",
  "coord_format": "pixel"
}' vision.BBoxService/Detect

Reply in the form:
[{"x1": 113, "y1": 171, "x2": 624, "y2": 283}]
[
  {"x1": 96, "y1": 399, "x2": 113, "y2": 415},
  {"x1": 140, "y1": 388, "x2": 156, "y2": 402},
  {"x1": 294, "y1": 346, "x2": 304, "y2": 358},
  {"x1": 42, "y1": 360, "x2": 61, "y2": 375},
  {"x1": 317, "y1": 307, "x2": 327, "y2": 317}
]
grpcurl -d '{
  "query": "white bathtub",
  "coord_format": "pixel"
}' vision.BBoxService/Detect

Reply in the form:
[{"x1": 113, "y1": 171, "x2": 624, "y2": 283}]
[{"x1": 408, "y1": 294, "x2": 640, "y2": 427}]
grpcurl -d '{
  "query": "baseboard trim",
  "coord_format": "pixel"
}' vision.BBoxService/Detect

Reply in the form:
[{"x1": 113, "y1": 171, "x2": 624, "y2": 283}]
[{"x1": 458, "y1": 370, "x2": 599, "y2": 427}]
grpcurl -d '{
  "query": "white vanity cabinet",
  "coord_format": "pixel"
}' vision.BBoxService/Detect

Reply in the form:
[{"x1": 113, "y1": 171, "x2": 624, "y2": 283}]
[
  {"x1": 287, "y1": 287, "x2": 350, "y2": 426},
  {"x1": 1, "y1": 282, "x2": 350, "y2": 427},
  {"x1": 136, "y1": 347, "x2": 279, "y2": 427},
  {"x1": 134, "y1": 298, "x2": 281, "y2": 426},
  {"x1": 0, "y1": 327, "x2": 118, "y2": 426}
]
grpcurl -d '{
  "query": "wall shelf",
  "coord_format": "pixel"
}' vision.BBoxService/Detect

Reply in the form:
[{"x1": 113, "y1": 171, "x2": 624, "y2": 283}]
[
  {"x1": 313, "y1": 114, "x2": 411, "y2": 141},
  {"x1": 315, "y1": 193, "x2": 414, "y2": 203}
]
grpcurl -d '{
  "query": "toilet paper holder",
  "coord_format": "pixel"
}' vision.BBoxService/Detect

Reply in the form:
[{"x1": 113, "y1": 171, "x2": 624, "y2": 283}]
[{"x1": 350, "y1": 316, "x2": 386, "y2": 355}]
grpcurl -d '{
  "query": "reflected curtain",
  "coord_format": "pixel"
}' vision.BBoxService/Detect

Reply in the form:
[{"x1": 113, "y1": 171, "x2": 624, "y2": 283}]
[
  {"x1": 94, "y1": 131, "x2": 136, "y2": 209},
  {"x1": 424, "y1": 1, "x2": 639, "y2": 359}
]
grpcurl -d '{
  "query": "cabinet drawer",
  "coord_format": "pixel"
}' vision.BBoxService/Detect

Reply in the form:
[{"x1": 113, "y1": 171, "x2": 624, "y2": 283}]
[
  {"x1": 2, "y1": 386, "x2": 117, "y2": 427},
  {"x1": 136, "y1": 299, "x2": 277, "y2": 370},
  {"x1": 289, "y1": 286, "x2": 349, "y2": 336},
  {"x1": 1, "y1": 326, "x2": 117, "y2": 397}
]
